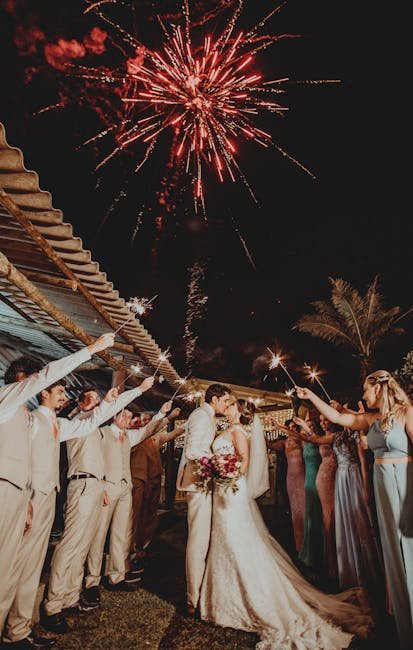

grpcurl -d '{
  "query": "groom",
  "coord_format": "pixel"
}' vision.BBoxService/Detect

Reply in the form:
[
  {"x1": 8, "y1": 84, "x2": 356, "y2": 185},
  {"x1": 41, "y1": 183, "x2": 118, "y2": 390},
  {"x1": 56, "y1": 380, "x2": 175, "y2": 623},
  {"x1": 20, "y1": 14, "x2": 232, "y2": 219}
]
[{"x1": 177, "y1": 383, "x2": 232, "y2": 614}]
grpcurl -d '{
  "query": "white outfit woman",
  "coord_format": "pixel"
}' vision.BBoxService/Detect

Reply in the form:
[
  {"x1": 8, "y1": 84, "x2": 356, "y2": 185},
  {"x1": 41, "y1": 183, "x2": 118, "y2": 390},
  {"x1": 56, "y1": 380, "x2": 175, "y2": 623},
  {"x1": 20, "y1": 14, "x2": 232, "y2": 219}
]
[{"x1": 199, "y1": 422, "x2": 374, "y2": 649}]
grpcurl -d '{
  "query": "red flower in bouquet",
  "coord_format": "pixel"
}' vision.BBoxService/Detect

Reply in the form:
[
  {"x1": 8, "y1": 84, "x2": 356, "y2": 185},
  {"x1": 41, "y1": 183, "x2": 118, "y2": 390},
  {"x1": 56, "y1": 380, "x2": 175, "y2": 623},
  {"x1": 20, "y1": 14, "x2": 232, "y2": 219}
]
[{"x1": 194, "y1": 455, "x2": 214, "y2": 493}]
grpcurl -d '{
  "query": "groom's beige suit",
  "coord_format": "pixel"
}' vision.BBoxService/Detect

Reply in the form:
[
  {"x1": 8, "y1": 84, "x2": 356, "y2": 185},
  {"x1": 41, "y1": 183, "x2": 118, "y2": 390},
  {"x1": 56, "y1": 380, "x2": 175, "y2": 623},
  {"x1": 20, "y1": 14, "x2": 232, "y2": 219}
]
[{"x1": 176, "y1": 402, "x2": 215, "y2": 607}]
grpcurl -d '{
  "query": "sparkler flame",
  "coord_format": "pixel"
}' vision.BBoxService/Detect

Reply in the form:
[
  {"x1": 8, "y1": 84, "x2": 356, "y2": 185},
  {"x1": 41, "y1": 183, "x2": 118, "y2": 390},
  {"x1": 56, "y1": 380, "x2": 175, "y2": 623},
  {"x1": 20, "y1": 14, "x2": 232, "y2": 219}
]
[
  {"x1": 153, "y1": 346, "x2": 171, "y2": 376},
  {"x1": 266, "y1": 347, "x2": 297, "y2": 388},
  {"x1": 126, "y1": 295, "x2": 157, "y2": 316},
  {"x1": 304, "y1": 362, "x2": 332, "y2": 401}
]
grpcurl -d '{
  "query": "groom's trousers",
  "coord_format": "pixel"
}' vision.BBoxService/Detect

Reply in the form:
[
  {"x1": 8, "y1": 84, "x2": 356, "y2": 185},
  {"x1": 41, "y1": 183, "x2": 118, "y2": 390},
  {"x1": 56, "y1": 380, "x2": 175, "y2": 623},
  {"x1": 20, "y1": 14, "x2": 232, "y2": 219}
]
[{"x1": 186, "y1": 491, "x2": 212, "y2": 607}]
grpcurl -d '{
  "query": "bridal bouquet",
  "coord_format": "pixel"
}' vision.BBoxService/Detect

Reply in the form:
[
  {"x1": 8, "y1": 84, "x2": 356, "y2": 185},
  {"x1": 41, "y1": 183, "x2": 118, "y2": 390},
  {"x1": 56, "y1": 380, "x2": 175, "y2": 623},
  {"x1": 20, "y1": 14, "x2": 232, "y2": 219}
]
[{"x1": 195, "y1": 452, "x2": 242, "y2": 494}]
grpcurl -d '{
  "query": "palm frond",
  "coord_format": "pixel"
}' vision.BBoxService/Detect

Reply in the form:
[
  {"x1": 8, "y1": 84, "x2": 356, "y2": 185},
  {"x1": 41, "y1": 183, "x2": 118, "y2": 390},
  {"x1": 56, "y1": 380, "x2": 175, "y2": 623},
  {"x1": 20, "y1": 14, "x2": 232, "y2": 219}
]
[
  {"x1": 329, "y1": 278, "x2": 366, "y2": 353},
  {"x1": 363, "y1": 276, "x2": 384, "y2": 331},
  {"x1": 294, "y1": 314, "x2": 355, "y2": 348},
  {"x1": 367, "y1": 307, "x2": 404, "y2": 348},
  {"x1": 393, "y1": 305, "x2": 413, "y2": 325}
]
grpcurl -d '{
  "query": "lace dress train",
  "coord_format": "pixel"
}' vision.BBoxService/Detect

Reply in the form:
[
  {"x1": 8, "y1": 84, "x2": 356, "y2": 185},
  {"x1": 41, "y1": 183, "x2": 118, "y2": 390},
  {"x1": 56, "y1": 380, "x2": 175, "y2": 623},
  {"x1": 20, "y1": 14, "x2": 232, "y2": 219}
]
[{"x1": 199, "y1": 437, "x2": 374, "y2": 650}]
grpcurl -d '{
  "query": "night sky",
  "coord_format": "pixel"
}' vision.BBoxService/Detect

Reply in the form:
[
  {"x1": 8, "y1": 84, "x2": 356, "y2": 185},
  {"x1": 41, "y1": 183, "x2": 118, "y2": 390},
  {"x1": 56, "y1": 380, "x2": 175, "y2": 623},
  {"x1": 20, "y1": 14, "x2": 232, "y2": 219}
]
[{"x1": 0, "y1": 0, "x2": 411, "y2": 394}]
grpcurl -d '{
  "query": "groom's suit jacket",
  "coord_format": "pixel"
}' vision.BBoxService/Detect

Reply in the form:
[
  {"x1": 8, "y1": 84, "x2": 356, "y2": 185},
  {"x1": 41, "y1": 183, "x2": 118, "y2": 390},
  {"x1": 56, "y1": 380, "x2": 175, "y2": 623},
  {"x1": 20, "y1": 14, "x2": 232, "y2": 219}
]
[{"x1": 176, "y1": 402, "x2": 216, "y2": 492}]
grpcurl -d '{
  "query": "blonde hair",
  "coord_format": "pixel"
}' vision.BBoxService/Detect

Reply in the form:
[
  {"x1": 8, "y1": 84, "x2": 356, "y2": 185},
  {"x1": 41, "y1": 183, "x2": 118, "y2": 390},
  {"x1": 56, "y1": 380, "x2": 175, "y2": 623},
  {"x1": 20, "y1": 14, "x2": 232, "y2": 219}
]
[{"x1": 365, "y1": 370, "x2": 411, "y2": 432}]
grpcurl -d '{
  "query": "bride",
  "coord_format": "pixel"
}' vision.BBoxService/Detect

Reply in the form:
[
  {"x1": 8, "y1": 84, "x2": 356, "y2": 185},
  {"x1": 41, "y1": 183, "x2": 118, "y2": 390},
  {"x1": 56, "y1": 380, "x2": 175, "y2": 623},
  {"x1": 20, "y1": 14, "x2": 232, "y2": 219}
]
[{"x1": 199, "y1": 398, "x2": 374, "y2": 649}]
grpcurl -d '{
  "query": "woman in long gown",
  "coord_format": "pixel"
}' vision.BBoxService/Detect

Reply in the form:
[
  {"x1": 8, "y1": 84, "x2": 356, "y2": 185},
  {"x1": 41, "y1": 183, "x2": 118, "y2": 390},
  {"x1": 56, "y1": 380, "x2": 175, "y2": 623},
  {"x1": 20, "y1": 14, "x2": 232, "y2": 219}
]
[
  {"x1": 297, "y1": 371, "x2": 413, "y2": 649},
  {"x1": 292, "y1": 416, "x2": 338, "y2": 581},
  {"x1": 267, "y1": 420, "x2": 305, "y2": 554},
  {"x1": 199, "y1": 399, "x2": 374, "y2": 649},
  {"x1": 297, "y1": 416, "x2": 324, "y2": 575},
  {"x1": 290, "y1": 417, "x2": 383, "y2": 592}
]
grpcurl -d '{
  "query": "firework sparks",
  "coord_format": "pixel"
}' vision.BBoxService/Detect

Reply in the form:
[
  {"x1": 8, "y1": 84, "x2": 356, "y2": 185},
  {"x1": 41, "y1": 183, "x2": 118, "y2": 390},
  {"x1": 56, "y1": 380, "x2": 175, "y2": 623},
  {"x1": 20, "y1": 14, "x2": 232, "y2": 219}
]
[
  {"x1": 231, "y1": 212, "x2": 257, "y2": 271},
  {"x1": 184, "y1": 260, "x2": 208, "y2": 371},
  {"x1": 80, "y1": 0, "x2": 318, "y2": 213},
  {"x1": 304, "y1": 362, "x2": 332, "y2": 402}
]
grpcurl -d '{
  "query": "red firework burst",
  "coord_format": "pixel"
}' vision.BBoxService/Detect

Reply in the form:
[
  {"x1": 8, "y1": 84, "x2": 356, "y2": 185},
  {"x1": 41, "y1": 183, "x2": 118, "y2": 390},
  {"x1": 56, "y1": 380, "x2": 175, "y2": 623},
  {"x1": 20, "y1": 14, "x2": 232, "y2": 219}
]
[{"x1": 82, "y1": 0, "x2": 328, "y2": 212}]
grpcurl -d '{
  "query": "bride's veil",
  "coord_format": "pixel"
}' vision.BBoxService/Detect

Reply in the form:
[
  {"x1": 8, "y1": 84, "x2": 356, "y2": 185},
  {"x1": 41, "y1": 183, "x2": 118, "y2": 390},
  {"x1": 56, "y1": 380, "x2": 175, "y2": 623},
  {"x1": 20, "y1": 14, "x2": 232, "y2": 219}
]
[{"x1": 246, "y1": 413, "x2": 270, "y2": 499}]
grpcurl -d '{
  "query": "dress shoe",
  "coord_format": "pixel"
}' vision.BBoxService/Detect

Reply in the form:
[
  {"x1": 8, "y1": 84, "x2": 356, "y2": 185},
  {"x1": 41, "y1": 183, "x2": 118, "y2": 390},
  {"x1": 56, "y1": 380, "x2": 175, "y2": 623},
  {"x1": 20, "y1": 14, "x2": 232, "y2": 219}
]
[
  {"x1": 82, "y1": 586, "x2": 100, "y2": 605},
  {"x1": 2, "y1": 635, "x2": 56, "y2": 649},
  {"x1": 39, "y1": 612, "x2": 69, "y2": 635},
  {"x1": 63, "y1": 601, "x2": 99, "y2": 616},
  {"x1": 124, "y1": 571, "x2": 142, "y2": 584},
  {"x1": 104, "y1": 580, "x2": 138, "y2": 592}
]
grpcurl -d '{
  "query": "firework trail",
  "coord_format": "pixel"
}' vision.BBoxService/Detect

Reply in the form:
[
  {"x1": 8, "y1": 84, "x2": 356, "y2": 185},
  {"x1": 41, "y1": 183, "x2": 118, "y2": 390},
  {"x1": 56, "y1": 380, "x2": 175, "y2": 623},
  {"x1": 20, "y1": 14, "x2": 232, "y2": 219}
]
[{"x1": 184, "y1": 259, "x2": 209, "y2": 371}]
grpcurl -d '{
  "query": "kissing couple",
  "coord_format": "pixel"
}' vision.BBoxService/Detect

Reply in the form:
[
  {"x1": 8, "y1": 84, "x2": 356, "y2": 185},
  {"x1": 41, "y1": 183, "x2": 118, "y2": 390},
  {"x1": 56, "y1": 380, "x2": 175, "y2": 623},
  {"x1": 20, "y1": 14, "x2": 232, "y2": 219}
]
[{"x1": 177, "y1": 383, "x2": 374, "y2": 649}]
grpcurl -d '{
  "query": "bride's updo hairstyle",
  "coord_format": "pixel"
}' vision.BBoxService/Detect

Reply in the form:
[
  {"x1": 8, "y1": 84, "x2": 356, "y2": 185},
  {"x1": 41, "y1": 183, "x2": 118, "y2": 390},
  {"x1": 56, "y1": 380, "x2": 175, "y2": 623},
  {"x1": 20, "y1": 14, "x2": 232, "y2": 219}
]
[
  {"x1": 365, "y1": 370, "x2": 411, "y2": 432},
  {"x1": 235, "y1": 398, "x2": 256, "y2": 426}
]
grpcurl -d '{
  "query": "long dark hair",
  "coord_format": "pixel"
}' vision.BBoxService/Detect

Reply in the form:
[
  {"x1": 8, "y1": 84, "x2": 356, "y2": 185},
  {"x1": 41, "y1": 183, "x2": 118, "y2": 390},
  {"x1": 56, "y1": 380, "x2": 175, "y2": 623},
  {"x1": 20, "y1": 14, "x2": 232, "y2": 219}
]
[{"x1": 235, "y1": 399, "x2": 256, "y2": 426}]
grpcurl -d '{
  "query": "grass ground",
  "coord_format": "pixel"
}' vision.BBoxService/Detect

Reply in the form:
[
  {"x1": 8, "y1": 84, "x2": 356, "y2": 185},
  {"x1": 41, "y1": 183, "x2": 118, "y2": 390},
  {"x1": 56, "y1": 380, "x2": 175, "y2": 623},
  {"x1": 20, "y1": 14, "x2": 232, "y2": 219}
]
[{"x1": 36, "y1": 504, "x2": 398, "y2": 650}]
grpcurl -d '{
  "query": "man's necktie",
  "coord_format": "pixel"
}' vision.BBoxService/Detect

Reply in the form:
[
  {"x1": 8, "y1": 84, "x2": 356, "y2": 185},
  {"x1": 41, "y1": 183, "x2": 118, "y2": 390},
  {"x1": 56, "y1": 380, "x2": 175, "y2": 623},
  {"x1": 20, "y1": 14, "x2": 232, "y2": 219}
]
[{"x1": 119, "y1": 429, "x2": 126, "y2": 443}]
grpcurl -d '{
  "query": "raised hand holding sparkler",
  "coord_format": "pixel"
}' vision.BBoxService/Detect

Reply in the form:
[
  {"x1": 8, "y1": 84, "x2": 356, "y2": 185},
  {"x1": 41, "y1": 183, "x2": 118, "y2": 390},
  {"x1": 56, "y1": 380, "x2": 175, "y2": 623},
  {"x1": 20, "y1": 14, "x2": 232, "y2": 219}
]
[
  {"x1": 304, "y1": 363, "x2": 332, "y2": 402},
  {"x1": 113, "y1": 295, "x2": 158, "y2": 335},
  {"x1": 266, "y1": 348, "x2": 297, "y2": 389}
]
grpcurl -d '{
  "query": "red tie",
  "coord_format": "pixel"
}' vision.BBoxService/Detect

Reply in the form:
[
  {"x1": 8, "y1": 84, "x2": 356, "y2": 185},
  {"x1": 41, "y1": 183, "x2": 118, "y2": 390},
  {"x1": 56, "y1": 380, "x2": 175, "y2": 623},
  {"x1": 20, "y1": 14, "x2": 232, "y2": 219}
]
[
  {"x1": 119, "y1": 429, "x2": 126, "y2": 443},
  {"x1": 50, "y1": 413, "x2": 59, "y2": 439}
]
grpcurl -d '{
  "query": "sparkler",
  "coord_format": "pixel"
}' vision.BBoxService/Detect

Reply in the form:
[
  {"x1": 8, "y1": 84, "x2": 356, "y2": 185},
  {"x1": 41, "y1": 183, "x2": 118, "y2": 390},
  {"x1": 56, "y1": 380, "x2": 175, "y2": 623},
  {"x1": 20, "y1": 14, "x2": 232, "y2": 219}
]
[
  {"x1": 113, "y1": 295, "x2": 158, "y2": 334},
  {"x1": 183, "y1": 389, "x2": 204, "y2": 405},
  {"x1": 81, "y1": 0, "x2": 320, "y2": 213},
  {"x1": 153, "y1": 347, "x2": 171, "y2": 377},
  {"x1": 171, "y1": 374, "x2": 191, "y2": 400},
  {"x1": 304, "y1": 363, "x2": 332, "y2": 402},
  {"x1": 117, "y1": 363, "x2": 142, "y2": 387},
  {"x1": 266, "y1": 347, "x2": 297, "y2": 389}
]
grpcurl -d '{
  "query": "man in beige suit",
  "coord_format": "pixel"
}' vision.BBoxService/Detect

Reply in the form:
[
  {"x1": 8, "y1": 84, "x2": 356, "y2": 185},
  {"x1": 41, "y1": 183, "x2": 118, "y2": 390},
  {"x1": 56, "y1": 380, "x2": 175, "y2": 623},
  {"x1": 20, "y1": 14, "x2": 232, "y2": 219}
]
[
  {"x1": 176, "y1": 384, "x2": 232, "y2": 614},
  {"x1": 2, "y1": 378, "x2": 124, "y2": 648},
  {"x1": 0, "y1": 332, "x2": 115, "y2": 637},
  {"x1": 41, "y1": 376, "x2": 154, "y2": 633},
  {"x1": 83, "y1": 406, "x2": 166, "y2": 601}
]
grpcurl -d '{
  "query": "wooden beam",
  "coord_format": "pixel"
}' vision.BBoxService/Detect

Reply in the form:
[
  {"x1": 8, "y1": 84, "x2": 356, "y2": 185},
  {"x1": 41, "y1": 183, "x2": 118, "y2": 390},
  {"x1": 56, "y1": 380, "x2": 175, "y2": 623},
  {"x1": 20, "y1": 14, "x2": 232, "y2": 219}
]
[
  {"x1": 18, "y1": 269, "x2": 79, "y2": 291},
  {"x1": 0, "y1": 251, "x2": 122, "y2": 370},
  {"x1": 0, "y1": 314, "x2": 135, "y2": 354}
]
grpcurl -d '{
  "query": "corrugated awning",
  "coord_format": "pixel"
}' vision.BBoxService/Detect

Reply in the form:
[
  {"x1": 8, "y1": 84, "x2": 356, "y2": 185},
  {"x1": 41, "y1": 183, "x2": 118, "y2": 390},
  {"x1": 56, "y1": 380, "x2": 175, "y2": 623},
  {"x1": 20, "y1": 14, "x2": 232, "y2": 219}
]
[{"x1": 0, "y1": 122, "x2": 183, "y2": 387}]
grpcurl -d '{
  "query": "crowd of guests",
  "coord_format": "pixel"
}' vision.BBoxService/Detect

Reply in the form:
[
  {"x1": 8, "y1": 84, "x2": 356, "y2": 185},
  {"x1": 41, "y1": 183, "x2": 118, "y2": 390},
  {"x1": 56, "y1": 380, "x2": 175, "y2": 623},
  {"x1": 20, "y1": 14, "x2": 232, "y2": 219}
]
[
  {"x1": 0, "y1": 334, "x2": 412, "y2": 649},
  {"x1": 267, "y1": 371, "x2": 413, "y2": 649},
  {"x1": 0, "y1": 334, "x2": 185, "y2": 649}
]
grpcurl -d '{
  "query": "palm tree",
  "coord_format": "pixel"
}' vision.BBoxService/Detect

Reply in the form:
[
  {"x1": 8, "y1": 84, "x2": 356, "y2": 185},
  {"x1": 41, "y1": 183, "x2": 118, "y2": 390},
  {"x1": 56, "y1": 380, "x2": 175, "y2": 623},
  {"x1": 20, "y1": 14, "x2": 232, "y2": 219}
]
[{"x1": 294, "y1": 277, "x2": 411, "y2": 378}]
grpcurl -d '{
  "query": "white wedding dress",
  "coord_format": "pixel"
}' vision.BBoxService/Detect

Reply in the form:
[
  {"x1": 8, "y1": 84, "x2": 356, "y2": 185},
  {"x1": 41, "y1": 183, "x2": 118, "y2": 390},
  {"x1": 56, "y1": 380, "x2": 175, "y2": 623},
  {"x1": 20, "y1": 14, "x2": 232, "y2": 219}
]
[{"x1": 199, "y1": 431, "x2": 374, "y2": 650}]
